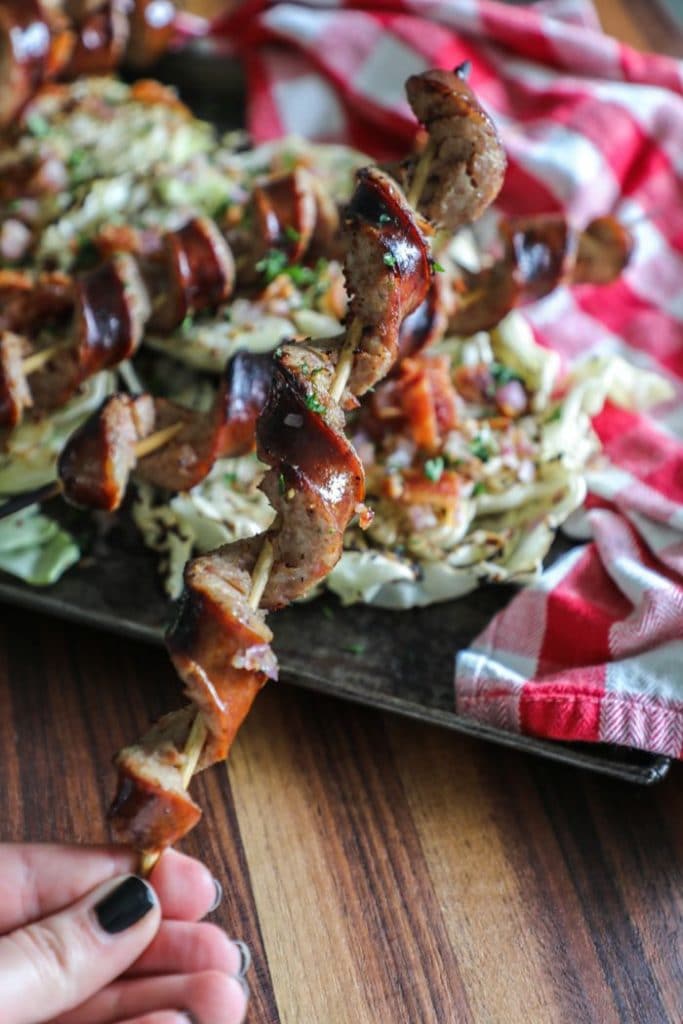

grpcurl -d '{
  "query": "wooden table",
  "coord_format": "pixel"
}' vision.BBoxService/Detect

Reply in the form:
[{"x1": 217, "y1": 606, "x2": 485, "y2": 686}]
[{"x1": 2, "y1": 3, "x2": 682, "y2": 1022}]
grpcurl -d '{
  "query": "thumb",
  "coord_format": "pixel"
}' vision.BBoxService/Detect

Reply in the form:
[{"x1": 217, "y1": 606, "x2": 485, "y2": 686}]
[{"x1": 0, "y1": 874, "x2": 161, "y2": 1024}]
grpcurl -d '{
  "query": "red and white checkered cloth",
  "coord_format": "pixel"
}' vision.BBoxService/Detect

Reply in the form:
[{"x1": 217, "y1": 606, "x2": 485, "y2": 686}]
[{"x1": 193, "y1": 0, "x2": 683, "y2": 759}]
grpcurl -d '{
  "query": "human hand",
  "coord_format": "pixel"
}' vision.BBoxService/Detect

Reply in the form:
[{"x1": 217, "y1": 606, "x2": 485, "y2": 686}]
[{"x1": 0, "y1": 843, "x2": 250, "y2": 1024}]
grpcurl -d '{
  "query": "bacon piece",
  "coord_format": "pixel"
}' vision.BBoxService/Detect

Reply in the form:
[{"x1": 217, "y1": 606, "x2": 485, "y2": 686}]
[
  {"x1": 383, "y1": 467, "x2": 461, "y2": 521},
  {"x1": 0, "y1": 332, "x2": 32, "y2": 429},
  {"x1": 136, "y1": 350, "x2": 274, "y2": 492},
  {"x1": 343, "y1": 167, "x2": 432, "y2": 396},
  {"x1": 147, "y1": 218, "x2": 235, "y2": 333},
  {"x1": 109, "y1": 706, "x2": 203, "y2": 851},
  {"x1": 256, "y1": 343, "x2": 365, "y2": 608},
  {"x1": 401, "y1": 64, "x2": 507, "y2": 231},
  {"x1": 0, "y1": 150, "x2": 68, "y2": 204},
  {"x1": 398, "y1": 355, "x2": 460, "y2": 453},
  {"x1": 58, "y1": 393, "x2": 154, "y2": 510}
]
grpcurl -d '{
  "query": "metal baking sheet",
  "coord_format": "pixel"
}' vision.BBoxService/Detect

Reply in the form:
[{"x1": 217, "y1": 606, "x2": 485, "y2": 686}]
[
  {"x1": 0, "y1": 55, "x2": 670, "y2": 784},
  {"x1": 0, "y1": 508, "x2": 670, "y2": 785}
]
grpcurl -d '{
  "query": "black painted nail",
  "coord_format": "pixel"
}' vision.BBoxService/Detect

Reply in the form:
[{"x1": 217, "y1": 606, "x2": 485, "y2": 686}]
[
  {"x1": 209, "y1": 877, "x2": 223, "y2": 913},
  {"x1": 234, "y1": 939, "x2": 252, "y2": 976},
  {"x1": 94, "y1": 876, "x2": 156, "y2": 934}
]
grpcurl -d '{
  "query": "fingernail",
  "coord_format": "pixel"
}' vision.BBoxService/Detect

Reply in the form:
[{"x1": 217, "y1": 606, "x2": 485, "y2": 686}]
[
  {"x1": 228, "y1": 975, "x2": 250, "y2": 1020},
  {"x1": 209, "y1": 877, "x2": 223, "y2": 913},
  {"x1": 94, "y1": 876, "x2": 156, "y2": 934},
  {"x1": 233, "y1": 939, "x2": 252, "y2": 976}
]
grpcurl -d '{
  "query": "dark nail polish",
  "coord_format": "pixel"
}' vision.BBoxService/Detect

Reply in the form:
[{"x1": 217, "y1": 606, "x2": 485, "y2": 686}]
[
  {"x1": 95, "y1": 876, "x2": 156, "y2": 934},
  {"x1": 234, "y1": 939, "x2": 252, "y2": 976}
]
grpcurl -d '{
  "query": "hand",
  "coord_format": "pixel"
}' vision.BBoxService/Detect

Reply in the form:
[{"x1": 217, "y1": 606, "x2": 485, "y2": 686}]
[{"x1": 0, "y1": 843, "x2": 250, "y2": 1024}]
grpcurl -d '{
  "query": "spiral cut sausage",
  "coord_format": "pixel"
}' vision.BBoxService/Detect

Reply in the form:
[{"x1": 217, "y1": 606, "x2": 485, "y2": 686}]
[
  {"x1": 57, "y1": 350, "x2": 275, "y2": 510},
  {"x1": 448, "y1": 213, "x2": 633, "y2": 336},
  {"x1": 108, "y1": 168, "x2": 434, "y2": 853}
]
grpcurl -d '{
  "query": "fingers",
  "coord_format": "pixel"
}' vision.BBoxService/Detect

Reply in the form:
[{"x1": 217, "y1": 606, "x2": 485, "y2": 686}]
[
  {"x1": 147, "y1": 851, "x2": 219, "y2": 922},
  {"x1": 0, "y1": 874, "x2": 161, "y2": 1024},
  {"x1": 0, "y1": 844, "x2": 220, "y2": 936},
  {"x1": 125, "y1": 920, "x2": 245, "y2": 978},
  {"x1": 111, "y1": 1016, "x2": 191, "y2": 1024},
  {"x1": 53, "y1": 970, "x2": 249, "y2": 1024},
  {"x1": 0, "y1": 844, "x2": 135, "y2": 933}
]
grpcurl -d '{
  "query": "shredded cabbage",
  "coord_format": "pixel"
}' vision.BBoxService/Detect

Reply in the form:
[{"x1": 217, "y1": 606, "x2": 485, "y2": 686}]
[{"x1": 0, "y1": 505, "x2": 79, "y2": 586}]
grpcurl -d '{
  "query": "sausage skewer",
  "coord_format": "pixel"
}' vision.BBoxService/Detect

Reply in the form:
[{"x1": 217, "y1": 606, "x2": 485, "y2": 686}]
[{"x1": 108, "y1": 68, "x2": 509, "y2": 865}]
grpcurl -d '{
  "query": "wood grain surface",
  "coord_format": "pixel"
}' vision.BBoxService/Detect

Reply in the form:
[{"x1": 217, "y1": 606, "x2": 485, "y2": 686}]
[
  {"x1": 2, "y1": 2, "x2": 683, "y2": 1023},
  {"x1": 1, "y1": 601, "x2": 681, "y2": 1023}
]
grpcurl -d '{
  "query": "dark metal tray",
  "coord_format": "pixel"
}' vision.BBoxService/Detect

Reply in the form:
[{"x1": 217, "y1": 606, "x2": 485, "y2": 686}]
[
  {"x1": 0, "y1": 55, "x2": 670, "y2": 784},
  {"x1": 0, "y1": 509, "x2": 670, "y2": 785}
]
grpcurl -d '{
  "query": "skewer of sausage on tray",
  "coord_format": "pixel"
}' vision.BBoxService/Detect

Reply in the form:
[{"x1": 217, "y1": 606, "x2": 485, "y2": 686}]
[{"x1": 0, "y1": 55, "x2": 640, "y2": 862}]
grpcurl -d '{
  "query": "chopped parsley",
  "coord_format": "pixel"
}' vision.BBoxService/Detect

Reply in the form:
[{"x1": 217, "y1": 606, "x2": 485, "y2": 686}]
[
  {"x1": 25, "y1": 113, "x2": 50, "y2": 138},
  {"x1": 490, "y1": 362, "x2": 522, "y2": 387},
  {"x1": 345, "y1": 642, "x2": 366, "y2": 655},
  {"x1": 472, "y1": 481, "x2": 486, "y2": 496},
  {"x1": 547, "y1": 404, "x2": 563, "y2": 423},
  {"x1": 181, "y1": 314, "x2": 194, "y2": 331},
  {"x1": 284, "y1": 225, "x2": 300, "y2": 242},
  {"x1": 255, "y1": 249, "x2": 288, "y2": 283},
  {"x1": 223, "y1": 472, "x2": 238, "y2": 486},
  {"x1": 383, "y1": 252, "x2": 397, "y2": 269},
  {"x1": 378, "y1": 213, "x2": 392, "y2": 225},
  {"x1": 304, "y1": 393, "x2": 325, "y2": 415},
  {"x1": 424, "y1": 456, "x2": 445, "y2": 482},
  {"x1": 255, "y1": 248, "x2": 317, "y2": 287},
  {"x1": 286, "y1": 264, "x2": 316, "y2": 287},
  {"x1": 469, "y1": 436, "x2": 492, "y2": 462},
  {"x1": 432, "y1": 261, "x2": 446, "y2": 273},
  {"x1": 278, "y1": 472, "x2": 286, "y2": 495}
]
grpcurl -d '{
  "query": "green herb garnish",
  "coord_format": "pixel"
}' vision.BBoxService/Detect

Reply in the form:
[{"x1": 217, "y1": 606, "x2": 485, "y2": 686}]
[
  {"x1": 469, "y1": 436, "x2": 491, "y2": 462},
  {"x1": 278, "y1": 472, "x2": 286, "y2": 495},
  {"x1": 378, "y1": 213, "x2": 392, "y2": 225},
  {"x1": 345, "y1": 642, "x2": 366, "y2": 656},
  {"x1": 223, "y1": 472, "x2": 238, "y2": 486},
  {"x1": 491, "y1": 362, "x2": 522, "y2": 386},
  {"x1": 286, "y1": 264, "x2": 316, "y2": 288},
  {"x1": 472, "y1": 481, "x2": 486, "y2": 496},
  {"x1": 424, "y1": 456, "x2": 445, "y2": 482},
  {"x1": 284, "y1": 225, "x2": 300, "y2": 242},
  {"x1": 26, "y1": 114, "x2": 50, "y2": 138},
  {"x1": 432, "y1": 261, "x2": 445, "y2": 273},
  {"x1": 547, "y1": 404, "x2": 563, "y2": 423},
  {"x1": 255, "y1": 249, "x2": 288, "y2": 283},
  {"x1": 383, "y1": 252, "x2": 397, "y2": 269},
  {"x1": 181, "y1": 314, "x2": 194, "y2": 331},
  {"x1": 305, "y1": 393, "x2": 325, "y2": 415}
]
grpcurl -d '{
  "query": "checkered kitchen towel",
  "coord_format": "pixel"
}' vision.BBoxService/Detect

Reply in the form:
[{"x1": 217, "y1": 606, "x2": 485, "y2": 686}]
[{"x1": 189, "y1": 0, "x2": 683, "y2": 758}]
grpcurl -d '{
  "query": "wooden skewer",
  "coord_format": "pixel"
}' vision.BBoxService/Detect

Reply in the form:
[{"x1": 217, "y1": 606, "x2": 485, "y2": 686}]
[
  {"x1": 140, "y1": 320, "x2": 364, "y2": 874},
  {"x1": 408, "y1": 140, "x2": 436, "y2": 210},
  {"x1": 141, "y1": 157, "x2": 440, "y2": 873},
  {"x1": 0, "y1": 421, "x2": 186, "y2": 522},
  {"x1": 22, "y1": 339, "x2": 74, "y2": 375}
]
